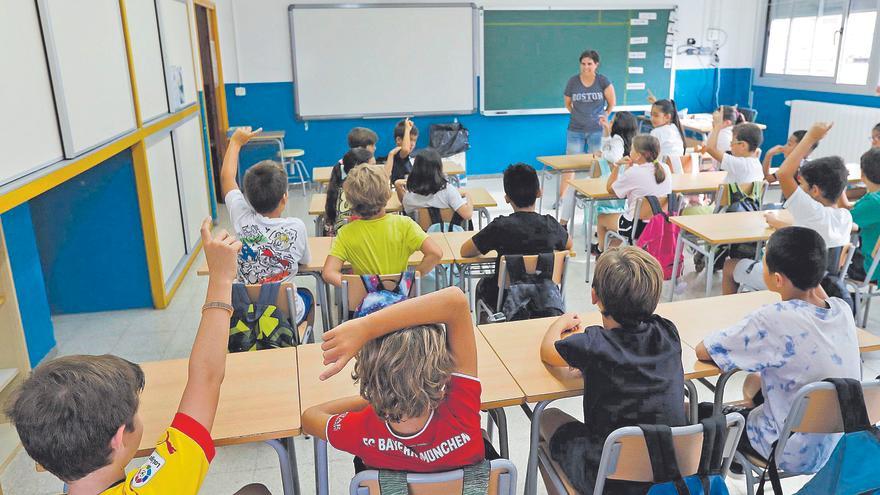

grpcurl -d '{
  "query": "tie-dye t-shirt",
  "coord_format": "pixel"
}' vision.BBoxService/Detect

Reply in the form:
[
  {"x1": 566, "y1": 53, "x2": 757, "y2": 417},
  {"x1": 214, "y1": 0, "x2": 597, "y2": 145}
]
[{"x1": 703, "y1": 297, "x2": 860, "y2": 473}]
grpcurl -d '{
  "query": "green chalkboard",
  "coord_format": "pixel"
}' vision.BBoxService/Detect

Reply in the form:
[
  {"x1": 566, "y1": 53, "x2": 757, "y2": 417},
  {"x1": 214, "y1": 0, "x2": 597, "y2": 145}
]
[{"x1": 482, "y1": 9, "x2": 674, "y2": 114}]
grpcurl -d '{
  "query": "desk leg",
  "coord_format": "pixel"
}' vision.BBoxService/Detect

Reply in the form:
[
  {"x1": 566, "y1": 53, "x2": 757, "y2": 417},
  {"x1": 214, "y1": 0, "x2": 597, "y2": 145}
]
[
  {"x1": 314, "y1": 438, "x2": 329, "y2": 495},
  {"x1": 493, "y1": 408, "x2": 509, "y2": 459},
  {"x1": 705, "y1": 246, "x2": 717, "y2": 297},
  {"x1": 584, "y1": 200, "x2": 596, "y2": 283},
  {"x1": 555, "y1": 172, "x2": 562, "y2": 220},
  {"x1": 477, "y1": 207, "x2": 490, "y2": 230},
  {"x1": 754, "y1": 240, "x2": 764, "y2": 261},
  {"x1": 265, "y1": 438, "x2": 300, "y2": 495},
  {"x1": 303, "y1": 272, "x2": 329, "y2": 338},
  {"x1": 684, "y1": 380, "x2": 699, "y2": 425},
  {"x1": 522, "y1": 401, "x2": 550, "y2": 495},
  {"x1": 669, "y1": 234, "x2": 685, "y2": 301}
]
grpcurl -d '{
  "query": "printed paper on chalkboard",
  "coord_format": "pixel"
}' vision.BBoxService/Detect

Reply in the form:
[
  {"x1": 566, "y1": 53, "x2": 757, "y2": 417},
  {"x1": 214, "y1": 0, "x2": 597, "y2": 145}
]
[
  {"x1": 668, "y1": 22, "x2": 676, "y2": 34},
  {"x1": 630, "y1": 37, "x2": 648, "y2": 44},
  {"x1": 664, "y1": 58, "x2": 673, "y2": 69},
  {"x1": 665, "y1": 46, "x2": 674, "y2": 57},
  {"x1": 628, "y1": 67, "x2": 644, "y2": 74},
  {"x1": 628, "y1": 51, "x2": 646, "y2": 59},
  {"x1": 639, "y1": 12, "x2": 657, "y2": 20},
  {"x1": 626, "y1": 83, "x2": 646, "y2": 90},
  {"x1": 630, "y1": 18, "x2": 649, "y2": 26}
]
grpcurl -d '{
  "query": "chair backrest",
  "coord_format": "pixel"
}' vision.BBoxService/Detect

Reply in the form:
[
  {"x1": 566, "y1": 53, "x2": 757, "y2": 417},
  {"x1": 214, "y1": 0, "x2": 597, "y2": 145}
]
[
  {"x1": 635, "y1": 195, "x2": 670, "y2": 222},
  {"x1": 243, "y1": 282, "x2": 297, "y2": 322},
  {"x1": 416, "y1": 207, "x2": 456, "y2": 231},
  {"x1": 340, "y1": 272, "x2": 421, "y2": 321},
  {"x1": 496, "y1": 251, "x2": 569, "y2": 290},
  {"x1": 778, "y1": 380, "x2": 880, "y2": 444},
  {"x1": 350, "y1": 458, "x2": 518, "y2": 495},
  {"x1": 593, "y1": 413, "x2": 745, "y2": 494}
]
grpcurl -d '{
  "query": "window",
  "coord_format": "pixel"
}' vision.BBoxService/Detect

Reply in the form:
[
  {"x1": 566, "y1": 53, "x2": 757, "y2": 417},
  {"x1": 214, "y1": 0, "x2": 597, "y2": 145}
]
[{"x1": 760, "y1": 0, "x2": 880, "y2": 90}]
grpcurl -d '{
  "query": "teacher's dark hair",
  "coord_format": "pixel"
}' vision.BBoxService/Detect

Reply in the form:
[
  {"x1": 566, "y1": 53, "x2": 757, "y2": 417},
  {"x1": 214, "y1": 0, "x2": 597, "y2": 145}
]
[{"x1": 579, "y1": 50, "x2": 600, "y2": 64}]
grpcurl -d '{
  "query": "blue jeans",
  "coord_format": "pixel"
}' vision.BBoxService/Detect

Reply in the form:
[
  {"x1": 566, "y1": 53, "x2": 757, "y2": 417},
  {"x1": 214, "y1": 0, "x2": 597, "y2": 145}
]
[{"x1": 566, "y1": 130, "x2": 602, "y2": 155}]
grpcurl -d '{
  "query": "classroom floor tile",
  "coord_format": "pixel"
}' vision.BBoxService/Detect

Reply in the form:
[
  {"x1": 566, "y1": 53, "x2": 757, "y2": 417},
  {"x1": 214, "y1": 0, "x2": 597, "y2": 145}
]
[{"x1": 3, "y1": 175, "x2": 876, "y2": 494}]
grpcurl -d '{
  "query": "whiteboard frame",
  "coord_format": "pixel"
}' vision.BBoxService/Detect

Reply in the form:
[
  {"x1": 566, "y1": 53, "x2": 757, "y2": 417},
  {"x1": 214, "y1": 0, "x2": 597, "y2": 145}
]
[
  {"x1": 287, "y1": 3, "x2": 479, "y2": 121},
  {"x1": 130, "y1": 0, "x2": 171, "y2": 124},
  {"x1": 37, "y1": 0, "x2": 138, "y2": 158},
  {"x1": 155, "y1": 0, "x2": 199, "y2": 113},
  {"x1": 479, "y1": 5, "x2": 677, "y2": 117}
]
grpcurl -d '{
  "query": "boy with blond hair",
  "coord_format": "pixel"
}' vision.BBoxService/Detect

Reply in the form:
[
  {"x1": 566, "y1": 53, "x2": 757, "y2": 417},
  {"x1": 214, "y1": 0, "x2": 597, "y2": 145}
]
[
  {"x1": 6, "y1": 220, "x2": 269, "y2": 495},
  {"x1": 302, "y1": 287, "x2": 495, "y2": 472},
  {"x1": 539, "y1": 246, "x2": 686, "y2": 494},
  {"x1": 322, "y1": 165, "x2": 442, "y2": 286}
]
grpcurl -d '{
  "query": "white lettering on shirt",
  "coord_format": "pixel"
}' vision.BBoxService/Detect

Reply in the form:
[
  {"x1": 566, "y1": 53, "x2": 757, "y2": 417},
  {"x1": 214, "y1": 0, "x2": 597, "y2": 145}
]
[{"x1": 362, "y1": 432, "x2": 473, "y2": 463}]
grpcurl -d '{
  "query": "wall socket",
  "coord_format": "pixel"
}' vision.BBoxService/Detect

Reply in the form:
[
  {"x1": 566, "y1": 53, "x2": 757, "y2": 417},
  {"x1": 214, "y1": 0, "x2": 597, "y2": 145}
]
[{"x1": 234, "y1": 87, "x2": 247, "y2": 97}]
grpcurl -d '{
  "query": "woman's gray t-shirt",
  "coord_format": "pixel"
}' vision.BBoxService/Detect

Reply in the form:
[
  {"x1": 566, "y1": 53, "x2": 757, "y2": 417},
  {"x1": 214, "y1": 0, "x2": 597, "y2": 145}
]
[{"x1": 564, "y1": 74, "x2": 610, "y2": 133}]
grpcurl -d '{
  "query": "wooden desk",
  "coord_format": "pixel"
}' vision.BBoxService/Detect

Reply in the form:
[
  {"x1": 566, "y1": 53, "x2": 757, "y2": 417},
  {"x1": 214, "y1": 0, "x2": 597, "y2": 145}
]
[
  {"x1": 680, "y1": 114, "x2": 767, "y2": 135},
  {"x1": 570, "y1": 171, "x2": 729, "y2": 282},
  {"x1": 444, "y1": 231, "x2": 496, "y2": 265},
  {"x1": 536, "y1": 153, "x2": 599, "y2": 217},
  {"x1": 312, "y1": 166, "x2": 333, "y2": 187},
  {"x1": 669, "y1": 210, "x2": 793, "y2": 299},
  {"x1": 137, "y1": 348, "x2": 301, "y2": 495},
  {"x1": 443, "y1": 160, "x2": 466, "y2": 177},
  {"x1": 298, "y1": 331, "x2": 525, "y2": 495}
]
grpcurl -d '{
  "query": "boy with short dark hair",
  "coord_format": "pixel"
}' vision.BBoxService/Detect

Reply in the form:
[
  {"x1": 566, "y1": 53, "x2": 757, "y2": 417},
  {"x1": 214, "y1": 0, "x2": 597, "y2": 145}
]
[
  {"x1": 347, "y1": 127, "x2": 378, "y2": 153},
  {"x1": 220, "y1": 127, "x2": 311, "y2": 321},
  {"x1": 385, "y1": 118, "x2": 419, "y2": 185},
  {"x1": 539, "y1": 246, "x2": 686, "y2": 494},
  {"x1": 722, "y1": 122, "x2": 852, "y2": 294},
  {"x1": 698, "y1": 226, "x2": 860, "y2": 474},
  {"x1": 705, "y1": 116, "x2": 765, "y2": 184},
  {"x1": 850, "y1": 148, "x2": 880, "y2": 282},
  {"x1": 6, "y1": 221, "x2": 269, "y2": 495},
  {"x1": 460, "y1": 163, "x2": 571, "y2": 314}
]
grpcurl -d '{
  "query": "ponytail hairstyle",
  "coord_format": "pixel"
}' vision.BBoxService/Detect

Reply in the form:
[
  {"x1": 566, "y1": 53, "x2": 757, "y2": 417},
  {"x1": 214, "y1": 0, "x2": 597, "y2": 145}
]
[
  {"x1": 718, "y1": 105, "x2": 745, "y2": 125},
  {"x1": 652, "y1": 99, "x2": 686, "y2": 144},
  {"x1": 632, "y1": 134, "x2": 666, "y2": 184},
  {"x1": 611, "y1": 111, "x2": 638, "y2": 157},
  {"x1": 325, "y1": 147, "x2": 374, "y2": 226}
]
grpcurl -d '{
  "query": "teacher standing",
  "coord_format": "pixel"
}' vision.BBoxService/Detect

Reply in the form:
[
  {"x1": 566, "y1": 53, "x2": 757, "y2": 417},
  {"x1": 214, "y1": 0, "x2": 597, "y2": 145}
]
[{"x1": 559, "y1": 50, "x2": 616, "y2": 204}]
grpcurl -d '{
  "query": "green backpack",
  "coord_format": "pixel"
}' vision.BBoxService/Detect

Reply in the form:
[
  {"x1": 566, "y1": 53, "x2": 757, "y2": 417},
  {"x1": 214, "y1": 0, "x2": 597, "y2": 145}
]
[{"x1": 228, "y1": 282, "x2": 297, "y2": 352}]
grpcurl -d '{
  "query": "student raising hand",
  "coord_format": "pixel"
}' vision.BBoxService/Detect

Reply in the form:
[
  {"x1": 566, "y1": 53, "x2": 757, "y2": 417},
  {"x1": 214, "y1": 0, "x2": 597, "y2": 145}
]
[{"x1": 229, "y1": 126, "x2": 262, "y2": 147}]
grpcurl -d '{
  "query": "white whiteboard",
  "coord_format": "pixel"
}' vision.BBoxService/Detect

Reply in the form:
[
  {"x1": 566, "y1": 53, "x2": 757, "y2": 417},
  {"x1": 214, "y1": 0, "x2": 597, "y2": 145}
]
[
  {"x1": 157, "y1": 0, "x2": 198, "y2": 111},
  {"x1": 289, "y1": 4, "x2": 476, "y2": 119},
  {"x1": 173, "y1": 115, "x2": 210, "y2": 252},
  {"x1": 145, "y1": 131, "x2": 186, "y2": 285},
  {"x1": 38, "y1": 0, "x2": 137, "y2": 158},
  {"x1": 126, "y1": 0, "x2": 169, "y2": 122},
  {"x1": 0, "y1": 0, "x2": 64, "y2": 187}
]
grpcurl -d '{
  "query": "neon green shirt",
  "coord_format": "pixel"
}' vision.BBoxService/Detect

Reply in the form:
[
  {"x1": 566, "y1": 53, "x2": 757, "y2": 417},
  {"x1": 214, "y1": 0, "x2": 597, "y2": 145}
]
[{"x1": 329, "y1": 214, "x2": 428, "y2": 275}]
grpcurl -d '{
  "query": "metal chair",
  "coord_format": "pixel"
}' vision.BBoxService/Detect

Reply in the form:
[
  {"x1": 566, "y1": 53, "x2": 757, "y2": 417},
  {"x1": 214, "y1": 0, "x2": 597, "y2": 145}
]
[
  {"x1": 349, "y1": 458, "x2": 517, "y2": 495},
  {"x1": 538, "y1": 413, "x2": 745, "y2": 495},
  {"x1": 475, "y1": 251, "x2": 569, "y2": 323},
  {"x1": 712, "y1": 180, "x2": 769, "y2": 213},
  {"x1": 848, "y1": 236, "x2": 880, "y2": 327},
  {"x1": 737, "y1": 107, "x2": 758, "y2": 123},
  {"x1": 339, "y1": 273, "x2": 421, "y2": 324},
  {"x1": 280, "y1": 148, "x2": 309, "y2": 196},
  {"x1": 736, "y1": 379, "x2": 880, "y2": 495}
]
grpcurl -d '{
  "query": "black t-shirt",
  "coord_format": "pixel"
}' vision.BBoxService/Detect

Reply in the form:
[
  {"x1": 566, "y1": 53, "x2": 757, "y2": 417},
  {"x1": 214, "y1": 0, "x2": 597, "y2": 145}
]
[
  {"x1": 471, "y1": 211, "x2": 569, "y2": 285},
  {"x1": 390, "y1": 153, "x2": 414, "y2": 184},
  {"x1": 557, "y1": 314, "x2": 687, "y2": 435}
]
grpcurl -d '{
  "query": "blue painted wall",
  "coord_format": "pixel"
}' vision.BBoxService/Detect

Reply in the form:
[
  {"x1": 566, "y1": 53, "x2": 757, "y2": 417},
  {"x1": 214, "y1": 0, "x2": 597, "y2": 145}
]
[
  {"x1": 225, "y1": 68, "x2": 754, "y2": 176},
  {"x1": 29, "y1": 149, "x2": 153, "y2": 314},
  {"x1": 1, "y1": 204, "x2": 55, "y2": 365},
  {"x1": 752, "y1": 85, "x2": 880, "y2": 150}
]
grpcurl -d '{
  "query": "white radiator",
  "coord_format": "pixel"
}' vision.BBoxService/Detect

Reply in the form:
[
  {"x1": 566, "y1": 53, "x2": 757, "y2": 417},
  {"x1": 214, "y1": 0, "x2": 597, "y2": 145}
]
[{"x1": 788, "y1": 100, "x2": 880, "y2": 163}]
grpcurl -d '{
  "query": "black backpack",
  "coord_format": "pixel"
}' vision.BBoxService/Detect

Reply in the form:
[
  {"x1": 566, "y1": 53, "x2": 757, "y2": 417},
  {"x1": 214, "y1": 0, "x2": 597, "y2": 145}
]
[
  {"x1": 428, "y1": 122, "x2": 470, "y2": 157},
  {"x1": 821, "y1": 245, "x2": 855, "y2": 314},
  {"x1": 426, "y1": 206, "x2": 472, "y2": 232},
  {"x1": 697, "y1": 183, "x2": 762, "y2": 272},
  {"x1": 228, "y1": 282, "x2": 297, "y2": 352},
  {"x1": 499, "y1": 253, "x2": 565, "y2": 322}
]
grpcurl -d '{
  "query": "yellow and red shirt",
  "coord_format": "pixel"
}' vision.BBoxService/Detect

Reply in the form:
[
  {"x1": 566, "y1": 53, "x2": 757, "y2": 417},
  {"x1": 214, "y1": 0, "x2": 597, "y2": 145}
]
[{"x1": 100, "y1": 413, "x2": 215, "y2": 494}]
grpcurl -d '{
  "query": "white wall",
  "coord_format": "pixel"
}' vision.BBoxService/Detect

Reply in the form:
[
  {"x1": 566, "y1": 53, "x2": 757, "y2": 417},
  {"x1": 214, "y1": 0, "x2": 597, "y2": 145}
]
[{"x1": 216, "y1": 0, "x2": 760, "y2": 84}]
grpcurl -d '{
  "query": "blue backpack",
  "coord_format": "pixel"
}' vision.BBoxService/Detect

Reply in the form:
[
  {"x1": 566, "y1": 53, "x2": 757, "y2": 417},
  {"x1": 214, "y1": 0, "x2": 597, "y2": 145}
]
[
  {"x1": 640, "y1": 420, "x2": 732, "y2": 495},
  {"x1": 759, "y1": 378, "x2": 880, "y2": 495},
  {"x1": 352, "y1": 269, "x2": 416, "y2": 319}
]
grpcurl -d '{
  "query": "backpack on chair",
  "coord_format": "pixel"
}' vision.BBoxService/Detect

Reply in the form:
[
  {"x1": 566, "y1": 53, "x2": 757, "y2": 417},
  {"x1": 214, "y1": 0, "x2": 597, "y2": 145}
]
[
  {"x1": 353, "y1": 269, "x2": 416, "y2": 318},
  {"x1": 499, "y1": 253, "x2": 564, "y2": 322},
  {"x1": 683, "y1": 415, "x2": 731, "y2": 495},
  {"x1": 229, "y1": 282, "x2": 296, "y2": 352},
  {"x1": 637, "y1": 194, "x2": 683, "y2": 281}
]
